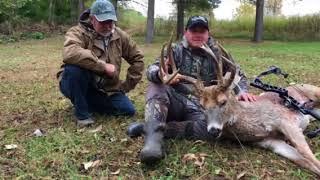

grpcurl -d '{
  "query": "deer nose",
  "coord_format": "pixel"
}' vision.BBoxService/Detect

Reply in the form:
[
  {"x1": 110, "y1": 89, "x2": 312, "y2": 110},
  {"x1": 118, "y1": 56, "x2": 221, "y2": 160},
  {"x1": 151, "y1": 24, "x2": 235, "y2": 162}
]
[{"x1": 208, "y1": 128, "x2": 221, "y2": 138}]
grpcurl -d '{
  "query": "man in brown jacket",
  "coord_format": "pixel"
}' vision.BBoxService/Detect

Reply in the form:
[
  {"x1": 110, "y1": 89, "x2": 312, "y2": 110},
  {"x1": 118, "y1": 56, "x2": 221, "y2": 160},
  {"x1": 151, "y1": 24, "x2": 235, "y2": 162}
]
[{"x1": 58, "y1": 0, "x2": 144, "y2": 127}]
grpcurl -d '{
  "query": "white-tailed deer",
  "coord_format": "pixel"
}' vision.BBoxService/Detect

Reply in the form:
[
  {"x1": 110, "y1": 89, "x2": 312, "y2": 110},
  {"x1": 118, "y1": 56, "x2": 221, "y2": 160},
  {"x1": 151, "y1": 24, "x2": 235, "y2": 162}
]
[{"x1": 159, "y1": 39, "x2": 320, "y2": 176}]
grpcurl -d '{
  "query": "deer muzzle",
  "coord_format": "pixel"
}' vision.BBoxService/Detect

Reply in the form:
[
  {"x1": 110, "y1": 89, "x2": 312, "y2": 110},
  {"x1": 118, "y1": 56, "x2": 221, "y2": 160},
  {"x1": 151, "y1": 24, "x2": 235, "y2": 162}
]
[
  {"x1": 208, "y1": 127, "x2": 222, "y2": 138},
  {"x1": 206, "y1": 108, "x2": 224, "y2": 138}
]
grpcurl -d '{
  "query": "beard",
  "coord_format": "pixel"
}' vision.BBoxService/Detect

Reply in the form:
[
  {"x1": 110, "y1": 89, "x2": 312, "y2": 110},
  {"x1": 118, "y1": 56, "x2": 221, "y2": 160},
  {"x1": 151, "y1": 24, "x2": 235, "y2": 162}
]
[{"x1": 99, "y1": 24, "x2": 115, "y2": 37}]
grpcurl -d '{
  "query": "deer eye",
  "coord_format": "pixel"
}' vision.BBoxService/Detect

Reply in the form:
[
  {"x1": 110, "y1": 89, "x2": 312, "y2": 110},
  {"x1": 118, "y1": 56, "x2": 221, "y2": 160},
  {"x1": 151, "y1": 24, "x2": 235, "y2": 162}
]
[{"x1": 219, "y1": 100, "x2": 227, "y2": 107}]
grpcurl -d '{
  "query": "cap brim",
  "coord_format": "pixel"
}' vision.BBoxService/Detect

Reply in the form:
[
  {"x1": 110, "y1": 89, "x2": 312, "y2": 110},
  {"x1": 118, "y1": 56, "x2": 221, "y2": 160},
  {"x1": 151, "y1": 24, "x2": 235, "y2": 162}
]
[
  {"x1": 188, "y1": 22, "x2": 208, "y2": 30},
  {"x1": 95, "y1": 14, "x2": 117, "y2": 22}
]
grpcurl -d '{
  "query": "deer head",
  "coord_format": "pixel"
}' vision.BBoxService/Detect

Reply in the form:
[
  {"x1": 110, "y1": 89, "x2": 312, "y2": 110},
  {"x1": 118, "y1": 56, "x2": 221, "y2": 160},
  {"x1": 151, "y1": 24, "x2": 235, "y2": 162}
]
[{"x1": 159, "y1": 40, "x2": 237, "y2": 138}]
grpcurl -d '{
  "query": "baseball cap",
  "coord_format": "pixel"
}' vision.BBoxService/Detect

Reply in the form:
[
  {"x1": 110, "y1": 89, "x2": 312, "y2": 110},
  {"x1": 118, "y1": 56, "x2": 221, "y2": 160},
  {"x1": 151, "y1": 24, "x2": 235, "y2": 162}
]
[
  {"x1": 185, "y1": 15, "x2": 209, "y2": 30},
  {"x1": 90, "y1": 0, "x2": 117, "y2": 22}
]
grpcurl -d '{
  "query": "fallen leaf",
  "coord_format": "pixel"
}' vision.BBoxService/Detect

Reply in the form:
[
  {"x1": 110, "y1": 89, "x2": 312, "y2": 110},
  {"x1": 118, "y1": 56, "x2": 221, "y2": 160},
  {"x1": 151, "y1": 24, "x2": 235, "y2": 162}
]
[
  {"x1": 110, "y1": 169, "x2": 120, "y2": 175},
  {"x1": 123, "y1": 150, "x2": 133, "y2": 154},
  {"x1": 120, "y1": 138, "x2": 127, "y2": 142},
  {"x1": 4, "y1": 144, "x2": 17, "y2": 150},
  {"x1": 182, "y1": 153, "x2": 207, "y2": 168},
  {"x1": 82, "y1": 162, "x2": 94, "y2": 170},
  {"x1": 89, "y1": 125, "x2": 102, "y2": 133},
  {"x1": 276, "y1": 169, "x2": 285, "y2": 174},
  {"x1": 33, "y1": 129, "x2": 44, "y2": 137},
  {"x1": 236, "y1": 171, "x2": 246, "y2": 180},
  {"x1": 198, "y1": 153, "x2": 209, "y2": 157},
  {"x1": 192, "y1": 140, "x2": 206, "y2": 145},
  {"x1": 82, "y1": 160, "x2": 101, "y2": 170},
  {"x1": 182, "y1": 153, "x2": 197, "y2": 163},
  {"x1": 194, "y1": 156, "x2": 205, "y2": 167},
  {"x1": 80, "y1": 149, "x2": 90, "y2": 154},
  {"x1": 91, "y1": 160, "x2": 101, "y2": 167},
  {"x1": 214, "y1": 168, "x2": 221, "y2": 175}
]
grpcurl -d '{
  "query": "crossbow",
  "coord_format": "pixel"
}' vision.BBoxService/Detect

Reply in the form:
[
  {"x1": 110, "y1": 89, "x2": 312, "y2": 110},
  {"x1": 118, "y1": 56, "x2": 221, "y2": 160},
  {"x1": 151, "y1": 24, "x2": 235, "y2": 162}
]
[{"x1": 250, "y1": 66, "x2": 320, "y2": 138}]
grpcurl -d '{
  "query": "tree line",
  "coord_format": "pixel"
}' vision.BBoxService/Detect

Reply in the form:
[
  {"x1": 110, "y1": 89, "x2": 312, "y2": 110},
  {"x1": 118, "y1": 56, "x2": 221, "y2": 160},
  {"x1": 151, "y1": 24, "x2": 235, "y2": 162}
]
[{"x1": 0, "y1": 0, "x2": 304, "y2": 43}]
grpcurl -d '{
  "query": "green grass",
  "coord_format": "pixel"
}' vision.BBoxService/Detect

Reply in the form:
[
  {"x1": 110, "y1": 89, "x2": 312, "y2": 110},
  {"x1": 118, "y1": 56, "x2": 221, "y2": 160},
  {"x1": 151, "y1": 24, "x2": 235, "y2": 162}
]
[{"x1": 0, "y1": 36, "x2": 320, "y2": 179}]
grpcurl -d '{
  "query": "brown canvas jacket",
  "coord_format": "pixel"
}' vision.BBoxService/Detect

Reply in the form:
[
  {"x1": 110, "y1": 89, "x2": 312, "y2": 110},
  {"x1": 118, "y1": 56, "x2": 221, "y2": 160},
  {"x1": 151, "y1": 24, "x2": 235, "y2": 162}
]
[{"x1": 58, "y1": 10, "x2": 144, "y2": 93}]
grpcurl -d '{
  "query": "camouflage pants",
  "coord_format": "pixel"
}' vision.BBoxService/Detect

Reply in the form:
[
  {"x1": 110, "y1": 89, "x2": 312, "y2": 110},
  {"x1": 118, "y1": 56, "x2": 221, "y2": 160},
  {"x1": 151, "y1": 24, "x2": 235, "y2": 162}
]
[{"x1": 145, "y1": 82, "x2": 215, "y2": 141}]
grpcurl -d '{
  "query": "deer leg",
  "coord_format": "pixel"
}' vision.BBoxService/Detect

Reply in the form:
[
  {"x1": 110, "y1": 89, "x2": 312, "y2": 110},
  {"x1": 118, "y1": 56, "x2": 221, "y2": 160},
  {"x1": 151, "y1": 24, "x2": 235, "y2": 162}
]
[
  {"x1": 257, "y1": 139, "x2": 320, "y2": 176},
  {"x1": 279, "y1": 123, "x2": 320, "y2": 172}
]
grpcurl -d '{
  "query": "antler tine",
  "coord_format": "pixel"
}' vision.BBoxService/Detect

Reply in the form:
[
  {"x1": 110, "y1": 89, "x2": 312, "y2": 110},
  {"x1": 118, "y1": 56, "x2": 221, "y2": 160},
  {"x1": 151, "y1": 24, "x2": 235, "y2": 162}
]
[
  {"x1": 159, "y1": 43, "x2": 167, "y2": 83},
  {"x1": 167, "y1": 32, "x2": 177, "y2": 72},
  {"x1": 218, "y1": 43, "x2": 235, "y2": 66},
  {"x1": 159, "y1": 33, "x2": 180, "y2": 84},
  {"x1": 201, "y1": 44, "x2": 223, "y2": 85},
  {"x1": 178, "y1": 74, "x2": 204, "y2": 96},
  {"x1": 218, "y1": 43, "x2": 237, "y2": 90}
]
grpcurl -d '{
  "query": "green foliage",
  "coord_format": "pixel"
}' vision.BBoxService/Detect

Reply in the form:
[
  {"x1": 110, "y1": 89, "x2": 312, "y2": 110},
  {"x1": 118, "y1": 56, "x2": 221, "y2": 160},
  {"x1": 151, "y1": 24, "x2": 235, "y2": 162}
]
[
  {"x1": 172, "y1": 0, "x2": 221, "y2": 15},
  {"x1": 265, "y1": 0, "x2": 283, "y2": 16},
  {"x1": 212, "y1": 14, "x2": 320, "y2": 41},
  {"x1": 184, "y1": 0, "x2": 221, "y2": 12},
  {"x1": 0, "y1": 35, "x2": 17, "y2": 44},
  {"x1": 21, "y1": 31, "x2": 45, "y2": 40},
  {"x1": 117, "y1": 7, "x2": 146, "y2": 30},
  {"x1": 234, "y1": 3, "x2": 256, "y2": 18},
  {"x1": 21, "y1": 0, "x2": 73, "y2": 24},
  {"x1": 0, "y1": 0, "x2": 36, "y2": 33}
]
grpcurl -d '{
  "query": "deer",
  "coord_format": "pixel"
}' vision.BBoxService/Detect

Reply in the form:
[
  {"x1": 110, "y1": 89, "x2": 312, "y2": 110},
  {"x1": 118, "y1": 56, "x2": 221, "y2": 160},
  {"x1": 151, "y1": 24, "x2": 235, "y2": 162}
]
[{"x1": 158, "y1": 37, "x2": 320, "y2": 176}]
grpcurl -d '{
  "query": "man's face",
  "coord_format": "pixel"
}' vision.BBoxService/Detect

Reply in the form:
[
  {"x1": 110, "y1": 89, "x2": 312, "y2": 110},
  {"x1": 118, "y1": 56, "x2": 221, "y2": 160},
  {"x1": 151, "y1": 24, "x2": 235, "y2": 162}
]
[
  {"x1": 91, "y1": 16, "x2": 114, "y2": 36},
  {"x1": 184, "y1": 26, "x2": 209, "y2": 48}
]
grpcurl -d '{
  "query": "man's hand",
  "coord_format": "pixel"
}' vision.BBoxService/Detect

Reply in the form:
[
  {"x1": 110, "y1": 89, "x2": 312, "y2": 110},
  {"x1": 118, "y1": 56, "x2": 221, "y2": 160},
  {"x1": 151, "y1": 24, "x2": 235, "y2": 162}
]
[
  {"x1": 158, "y1": 57, "x2": 180, "y2": 85},
  {"x1": 104, "y1": 63, "x2": 116, "y2": 77},
  {"x1": 237, "y1": 92, "x2": 257, "y2": 102}
]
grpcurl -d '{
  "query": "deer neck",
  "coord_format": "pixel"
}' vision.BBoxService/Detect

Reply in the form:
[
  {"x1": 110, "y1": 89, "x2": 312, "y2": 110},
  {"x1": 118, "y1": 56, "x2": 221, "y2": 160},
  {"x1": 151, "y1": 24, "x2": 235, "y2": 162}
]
[{"x1": 223, "y1": 95, "x2": 244, "y2": 126}]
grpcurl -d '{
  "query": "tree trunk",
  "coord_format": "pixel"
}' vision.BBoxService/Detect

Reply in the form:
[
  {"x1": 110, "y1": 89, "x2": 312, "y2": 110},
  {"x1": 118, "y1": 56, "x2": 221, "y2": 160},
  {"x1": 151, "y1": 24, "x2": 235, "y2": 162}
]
[
  {"x1": 111, "y1": 0, "x2": 119, "y2": 18},
  {"x1": 176, "y1": 0, "x2": 185, "y2": 40},
  {"x1": 6, "y1": 20, "x2": 13, "y2": 35},
  {"x1": 78, "y1": 0, "x2": 85, "y2": 18},
  {"x1": 48, "y1": 0, "x2": 56, "y2": 27},
  {"x1": 70, "y1": 0, "x2": 78, "y2": 25},
  {"x1": 145, "y1": 0, "x2": 155, "y2": 44},
  {"x1": 253, "y1": 0, "x2": 264, "y2": 42}
]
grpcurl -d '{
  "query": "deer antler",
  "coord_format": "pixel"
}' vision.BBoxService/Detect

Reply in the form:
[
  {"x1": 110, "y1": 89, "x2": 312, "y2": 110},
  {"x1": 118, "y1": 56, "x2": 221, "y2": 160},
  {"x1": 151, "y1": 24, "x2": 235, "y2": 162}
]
[
  {"x1": 200, "y1": 44, "x2": 223, "y2": 85},
  {"x1": 159, "y1": 35, "x2": 204, "y2": 95},
  {"x1": 218, "y1": 43, "x2": 237, "y2": 90},
  {"x1": 178, "y1": 74, "x2": 205, "y2": 96},
  {"x1": 200, "y1": 43, "x2": 237, "y2": 91},
  {"x1": 159, "y1": 34, "x2": 180, "y2": 84}
]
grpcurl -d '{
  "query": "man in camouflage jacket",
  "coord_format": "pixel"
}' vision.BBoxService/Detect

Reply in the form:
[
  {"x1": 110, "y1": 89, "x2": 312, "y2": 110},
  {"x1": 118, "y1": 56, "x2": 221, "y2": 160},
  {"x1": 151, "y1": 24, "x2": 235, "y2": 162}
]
[
  {"x1": 127, "y1": 15, "x2": 256, "y2": 164},
  {"x1": 57, "y1": 0, "x2": 144, "y2": 127}
]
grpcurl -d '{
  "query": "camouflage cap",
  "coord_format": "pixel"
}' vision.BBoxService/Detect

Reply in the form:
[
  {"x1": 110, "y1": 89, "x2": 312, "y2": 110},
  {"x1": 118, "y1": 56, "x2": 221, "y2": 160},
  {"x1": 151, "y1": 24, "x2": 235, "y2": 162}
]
[{"x1": 90, "y1": 0, "x2": 117, "y2": 22}]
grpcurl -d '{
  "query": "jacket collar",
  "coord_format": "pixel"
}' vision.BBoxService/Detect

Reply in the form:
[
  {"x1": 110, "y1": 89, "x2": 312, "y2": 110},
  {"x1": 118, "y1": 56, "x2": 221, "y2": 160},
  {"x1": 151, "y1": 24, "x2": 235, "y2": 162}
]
[{"x1": 92, "y1": 28, "x2": 120, "y2": 52}]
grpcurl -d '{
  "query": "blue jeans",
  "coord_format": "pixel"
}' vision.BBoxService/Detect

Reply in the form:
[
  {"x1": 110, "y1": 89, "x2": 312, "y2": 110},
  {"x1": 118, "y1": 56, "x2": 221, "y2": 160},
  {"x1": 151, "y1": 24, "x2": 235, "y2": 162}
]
[{"x1": 59, "y1": 65, "x2": 135, "y2": 120}]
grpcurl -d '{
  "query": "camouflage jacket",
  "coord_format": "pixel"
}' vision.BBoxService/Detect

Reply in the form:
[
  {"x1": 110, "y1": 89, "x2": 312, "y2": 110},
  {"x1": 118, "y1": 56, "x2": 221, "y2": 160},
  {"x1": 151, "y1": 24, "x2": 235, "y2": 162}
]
[
  {"x1": 146, "y1": 36, "x2": 248, "y2": 96},
  {"x1": 57, "y1": 9, "x2": 144, "y2": 93}
]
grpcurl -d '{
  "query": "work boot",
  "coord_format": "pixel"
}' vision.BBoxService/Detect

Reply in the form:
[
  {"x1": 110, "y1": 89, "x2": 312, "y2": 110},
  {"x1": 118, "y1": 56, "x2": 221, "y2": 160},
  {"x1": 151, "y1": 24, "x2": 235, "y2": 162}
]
[
  {"x1": 140, "y1": 121, "x2": 165, "y2": 164},
  {"x1": 140, "y1": 99, "x2": 167, "y2": 164},
  {"x1": 76, "y1": 117, "x2": 95, "y2": 128},
  {"x1": 127, "y1": 122, "x2": 144, "y2": 138}
]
